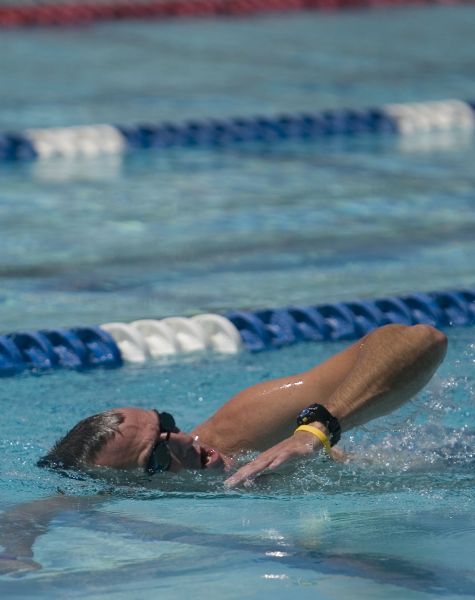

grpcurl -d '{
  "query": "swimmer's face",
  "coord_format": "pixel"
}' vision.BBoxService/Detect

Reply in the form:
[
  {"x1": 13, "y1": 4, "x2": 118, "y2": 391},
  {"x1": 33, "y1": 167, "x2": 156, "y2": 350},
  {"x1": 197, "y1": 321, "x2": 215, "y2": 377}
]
[{"x1": 92, "y1": 408, "x2": 225, "y2": 473}]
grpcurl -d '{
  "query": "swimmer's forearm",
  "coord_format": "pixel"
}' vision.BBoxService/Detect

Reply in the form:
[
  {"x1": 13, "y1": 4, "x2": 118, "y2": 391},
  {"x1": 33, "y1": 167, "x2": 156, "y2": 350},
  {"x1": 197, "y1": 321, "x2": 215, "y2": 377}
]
[
  {"x1": 323, "y1": 325, "x2": 447, "y2": 431},
  {"x1": 224, "y1": 425, "x2": 352, "y2": 487}
]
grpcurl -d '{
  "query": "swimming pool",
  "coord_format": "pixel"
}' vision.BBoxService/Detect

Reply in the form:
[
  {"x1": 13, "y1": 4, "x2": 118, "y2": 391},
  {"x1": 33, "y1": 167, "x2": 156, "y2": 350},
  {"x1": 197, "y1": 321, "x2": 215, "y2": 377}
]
[{"x1": 1, "y1": 4, "x2": 475, "y2": 598}]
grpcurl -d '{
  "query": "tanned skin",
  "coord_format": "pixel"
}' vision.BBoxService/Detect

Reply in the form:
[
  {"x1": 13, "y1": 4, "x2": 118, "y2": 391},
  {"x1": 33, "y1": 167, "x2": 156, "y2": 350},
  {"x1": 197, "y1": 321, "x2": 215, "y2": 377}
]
[{"x1": 0, "y1": 325, "x2": 447, "y2": 574}]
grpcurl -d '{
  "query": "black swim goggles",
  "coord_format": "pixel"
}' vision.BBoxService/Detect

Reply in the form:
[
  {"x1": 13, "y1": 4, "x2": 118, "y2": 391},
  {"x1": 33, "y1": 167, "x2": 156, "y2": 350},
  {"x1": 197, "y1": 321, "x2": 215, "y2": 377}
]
[{"x1": 145, "y1": 410, "x2": 180, "y2": 475}]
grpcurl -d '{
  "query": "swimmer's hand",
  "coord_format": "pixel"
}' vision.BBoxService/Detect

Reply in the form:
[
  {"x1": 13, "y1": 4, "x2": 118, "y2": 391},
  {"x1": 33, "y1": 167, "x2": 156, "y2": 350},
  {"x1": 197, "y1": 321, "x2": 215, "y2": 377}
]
[{"x1": 224, "y1": 429, "x2": 341, "y2": 488}]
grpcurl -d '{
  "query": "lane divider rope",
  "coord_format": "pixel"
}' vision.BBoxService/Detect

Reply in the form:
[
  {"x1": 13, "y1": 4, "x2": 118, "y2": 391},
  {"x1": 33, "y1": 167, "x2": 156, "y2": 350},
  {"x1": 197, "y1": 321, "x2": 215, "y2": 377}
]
[
  {"x1": 101, "y1": 314, "x2": 243, "y2": 361},
  {"x1": 0, "y1": 0, "x2": 463, "y2": 29},
  {"x1": 1, "y1": 99, "x2": 475, "y2": 162},
  {"x1": 0, "y1": 288, "x2": 473, "y2": 376}
]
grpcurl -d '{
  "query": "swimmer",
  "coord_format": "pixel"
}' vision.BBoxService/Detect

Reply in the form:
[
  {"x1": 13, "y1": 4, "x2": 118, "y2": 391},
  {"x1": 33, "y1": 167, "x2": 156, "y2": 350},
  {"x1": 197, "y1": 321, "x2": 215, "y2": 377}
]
[{"x1": 38, "y1": 324, "x2": 447, "y2": 488}]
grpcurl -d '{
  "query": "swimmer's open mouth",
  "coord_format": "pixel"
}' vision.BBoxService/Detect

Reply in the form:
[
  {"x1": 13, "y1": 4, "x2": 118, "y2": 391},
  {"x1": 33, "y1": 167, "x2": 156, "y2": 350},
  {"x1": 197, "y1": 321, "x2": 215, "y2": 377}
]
[{"x1": 200, "y1": 446, "x2": 221, "y2": 469}]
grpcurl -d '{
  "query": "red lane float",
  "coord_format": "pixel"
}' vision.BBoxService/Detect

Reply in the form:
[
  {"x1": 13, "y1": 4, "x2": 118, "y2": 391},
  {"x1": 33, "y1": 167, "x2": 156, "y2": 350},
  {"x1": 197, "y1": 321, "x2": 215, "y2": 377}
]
[{"x1": 0, "y1": 0, "x2": 467, "y2": 28}]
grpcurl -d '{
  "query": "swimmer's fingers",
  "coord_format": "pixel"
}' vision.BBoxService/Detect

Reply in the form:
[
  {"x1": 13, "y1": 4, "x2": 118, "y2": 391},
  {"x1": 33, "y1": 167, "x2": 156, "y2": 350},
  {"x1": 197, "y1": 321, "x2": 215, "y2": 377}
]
[
  {"x1": 223, "y1": 456, "x2": 274, "y2": 489},
  {"x1": 329, "y1": 446, "x2": 352, "y2": 462},
  {"x1": 224, "y1": 434, "x2": 318, "y2": 488}
]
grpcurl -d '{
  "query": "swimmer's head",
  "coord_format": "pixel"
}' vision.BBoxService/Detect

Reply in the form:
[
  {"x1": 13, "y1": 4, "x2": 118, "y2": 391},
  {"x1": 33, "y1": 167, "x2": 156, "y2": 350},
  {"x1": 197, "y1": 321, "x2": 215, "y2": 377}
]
[
  {"x1": 37, "y1": 408, "x2": 225, "y2": 474},
  {"x1": 37, "y1": 409, "x2": 126, "y2": 470}
]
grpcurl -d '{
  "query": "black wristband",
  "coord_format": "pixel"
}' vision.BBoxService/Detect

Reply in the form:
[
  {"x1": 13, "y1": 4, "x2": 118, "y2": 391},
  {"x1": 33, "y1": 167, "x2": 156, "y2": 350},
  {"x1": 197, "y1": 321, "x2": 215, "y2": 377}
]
[{"x1": 296, "y1": 403, "x2": 341, "y2": 446}]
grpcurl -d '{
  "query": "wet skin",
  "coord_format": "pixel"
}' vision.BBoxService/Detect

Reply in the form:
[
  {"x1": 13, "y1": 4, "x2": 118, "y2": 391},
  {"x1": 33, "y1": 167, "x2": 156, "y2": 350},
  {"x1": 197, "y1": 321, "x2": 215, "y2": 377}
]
[
  {"x1": 93, "y1": 408, "x2": 227, "y2": 473},
  {"x1": 86, "y1": 325, "x2": 447, "y2": 485}
]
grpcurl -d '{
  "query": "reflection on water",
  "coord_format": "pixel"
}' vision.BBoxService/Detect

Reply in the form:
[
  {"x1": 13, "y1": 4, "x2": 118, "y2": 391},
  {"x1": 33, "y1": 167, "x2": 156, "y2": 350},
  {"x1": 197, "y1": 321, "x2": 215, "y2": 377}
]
[{"x1": 1, "y1": 498, "x2": 474, "y2": 597}]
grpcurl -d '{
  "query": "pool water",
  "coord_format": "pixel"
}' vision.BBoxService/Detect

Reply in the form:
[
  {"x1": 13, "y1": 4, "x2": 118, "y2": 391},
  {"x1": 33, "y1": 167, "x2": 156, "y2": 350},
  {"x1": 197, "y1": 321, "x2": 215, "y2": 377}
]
[
  {"x1": 1, "y1": 329, "x2": 474, "y2": 598},
  {"x1": 1, "y1": 7, "x2": 475, "y2": 330},
  {"x1": 1, "y1": 4, "x2": 475, "y2": 599},
  {"x1": 2, "y1": 136, "x2": 475, "y2": 331}
]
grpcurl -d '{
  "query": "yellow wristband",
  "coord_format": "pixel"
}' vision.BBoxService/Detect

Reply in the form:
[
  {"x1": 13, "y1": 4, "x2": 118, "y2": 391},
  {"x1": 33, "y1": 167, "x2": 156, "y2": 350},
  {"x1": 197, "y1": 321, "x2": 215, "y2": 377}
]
[{"x1": 294, "y1": 424, "x2": 332, "y2": 454}]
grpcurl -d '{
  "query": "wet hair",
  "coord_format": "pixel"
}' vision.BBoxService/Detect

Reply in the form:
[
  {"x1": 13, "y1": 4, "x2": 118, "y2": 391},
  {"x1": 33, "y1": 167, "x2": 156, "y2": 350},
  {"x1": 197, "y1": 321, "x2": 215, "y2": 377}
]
[{"x1": 37, "y1": 410, "x2": 125, "y2": 470}]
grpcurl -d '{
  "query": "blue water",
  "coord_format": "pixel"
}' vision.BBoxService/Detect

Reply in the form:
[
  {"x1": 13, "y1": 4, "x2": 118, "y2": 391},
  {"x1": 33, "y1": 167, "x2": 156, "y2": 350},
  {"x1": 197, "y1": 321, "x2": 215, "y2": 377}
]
[
  {"x1": 1, "y1": 6, "x2": 475, "y2": 129},
  {"x1": 1, "y1": 4, "x2": 475, "y2": 598},
  {"x1": 1, "y1": 8, "x2": 475, "y2": 330},
  {"x1": 1, "y1": 137, "x2": 475, "y2": 331},
  {"x1": 1, "y1": 330, "x2": 474, "y2": 598}
]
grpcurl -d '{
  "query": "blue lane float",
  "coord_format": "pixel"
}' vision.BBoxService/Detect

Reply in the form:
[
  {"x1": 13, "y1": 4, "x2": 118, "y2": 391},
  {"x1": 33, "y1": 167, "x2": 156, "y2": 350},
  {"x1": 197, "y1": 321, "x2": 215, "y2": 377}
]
[
  {"x1": 0, "y1": 288, "x2": 474, "y2": 376},
  {"x1": 1, "y1": 99, "x2": 474, "y2": 161},
  {"x1": 226, "y1": 290, "x2": 475, "y2": 352},
  {"x1": 0, "y1": 327, "x2": 122, "y2": 376}
]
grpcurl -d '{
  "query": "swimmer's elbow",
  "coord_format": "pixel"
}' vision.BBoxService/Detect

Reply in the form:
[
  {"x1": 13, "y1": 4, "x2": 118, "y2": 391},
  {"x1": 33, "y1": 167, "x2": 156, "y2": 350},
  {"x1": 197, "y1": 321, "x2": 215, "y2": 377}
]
[{"x1": 409, "y1": 324, "x2": 448, "y2": 365}]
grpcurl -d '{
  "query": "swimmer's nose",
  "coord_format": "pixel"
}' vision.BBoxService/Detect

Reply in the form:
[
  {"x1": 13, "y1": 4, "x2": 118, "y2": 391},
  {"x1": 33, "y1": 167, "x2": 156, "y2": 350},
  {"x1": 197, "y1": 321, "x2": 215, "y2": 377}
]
[
  {"x1": 178, "y1": 432, "x2": 197, "y2": 448},
  {"x1": 170, "y1": 432, "x2": 202, "y2": 468}
]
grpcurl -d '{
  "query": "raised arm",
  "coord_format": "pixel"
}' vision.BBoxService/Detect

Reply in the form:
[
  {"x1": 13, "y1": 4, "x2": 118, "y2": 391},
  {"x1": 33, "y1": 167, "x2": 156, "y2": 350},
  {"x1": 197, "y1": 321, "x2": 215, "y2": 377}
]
[
  {"x1": 315, "y1": 324, "x2": 447, "y2": 430},
  {"x1": 223, "y1": 324, "x2": 447, "y2": 487}
]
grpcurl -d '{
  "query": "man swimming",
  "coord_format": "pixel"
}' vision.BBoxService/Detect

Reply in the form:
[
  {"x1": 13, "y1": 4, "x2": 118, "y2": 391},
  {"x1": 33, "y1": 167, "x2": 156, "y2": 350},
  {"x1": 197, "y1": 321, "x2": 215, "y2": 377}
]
[{"x1": 38, "y1": 324, "x2": 447, "y2": 488}]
